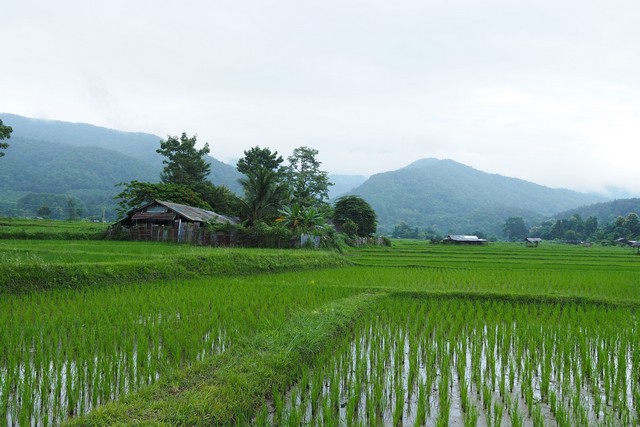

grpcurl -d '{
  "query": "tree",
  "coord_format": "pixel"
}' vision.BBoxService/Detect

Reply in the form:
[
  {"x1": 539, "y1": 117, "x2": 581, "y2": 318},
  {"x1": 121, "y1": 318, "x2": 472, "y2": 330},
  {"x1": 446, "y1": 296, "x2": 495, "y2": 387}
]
[
  {"x1": 333, "y1": 196, "x2": 377, "y2": 237},
  {"x1": 236, "y1": 146, "x2": 284, "y2": 176},
  {"x1": 584, "y1": 216, "x2": 598, "y2": 238},
  {"x1": 502, "y1": 216, "x2": 528, "y2": 241},
  {"x1": 157, "y1": 133, "x2": 211, "y2": 192},
  {"x1": 625, "y1": 212, "x2": 640, "y2": 236},
  {"x1": 0, "y1": 118, "x2": 13, "y2": 158},
  {"x1": 284, "y1": 147, "x2": 332, "y2": 209},
  {"x1": 276, "y1": 204, "x2": 324, "y2": 236},
  {"x1": 200, "y1": 183, "x2": 243, "y2": 217},
  {"x1": 37, "y1": 206, "x2": 52, "y2": 218},
  {"x1": 236, "y1": 146, "x2": 289, "y2": 224},
  {"x1": 114, "y1": 181, "x2": 212, "y2": 217},
  {"x1": 66, "y1": 197, "x2": 82, "y2": 220},
  {"x1": 239, "y1": 168, "x2": 286, "y2": 224}
]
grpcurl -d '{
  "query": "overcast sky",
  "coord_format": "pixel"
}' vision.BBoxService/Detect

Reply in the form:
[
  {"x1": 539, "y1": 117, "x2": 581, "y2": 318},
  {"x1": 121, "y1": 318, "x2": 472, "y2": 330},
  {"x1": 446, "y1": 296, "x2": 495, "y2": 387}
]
[{"x1": 2, "y1": 0, "x2": 640, "y2": 196}]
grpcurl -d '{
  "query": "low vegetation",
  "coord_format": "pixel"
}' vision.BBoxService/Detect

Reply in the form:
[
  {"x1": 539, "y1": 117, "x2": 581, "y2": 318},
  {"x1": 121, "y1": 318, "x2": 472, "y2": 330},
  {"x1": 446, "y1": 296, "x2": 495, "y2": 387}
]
[{"x1": 1, "y1": 237, "x2": 639, "y2": 425}]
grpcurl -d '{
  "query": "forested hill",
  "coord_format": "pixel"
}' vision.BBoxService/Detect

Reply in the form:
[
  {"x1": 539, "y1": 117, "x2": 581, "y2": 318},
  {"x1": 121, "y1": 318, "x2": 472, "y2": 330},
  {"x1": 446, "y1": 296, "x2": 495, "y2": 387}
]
[
  {"x1": 0, "y1": 114, "x2": 243, "y2": 220},
  {"x1": 0, "y1": 114, "x2": 366, "y2": 221},
  {"x1": 553, "y1": 198, "x2": 640, "y2": 224},
  {"x1": 348, "y1": 158, "x2": 607, "y2": 237},
  {"x1": 2, "y1": 114, "x2": 243, "y2": 191}
]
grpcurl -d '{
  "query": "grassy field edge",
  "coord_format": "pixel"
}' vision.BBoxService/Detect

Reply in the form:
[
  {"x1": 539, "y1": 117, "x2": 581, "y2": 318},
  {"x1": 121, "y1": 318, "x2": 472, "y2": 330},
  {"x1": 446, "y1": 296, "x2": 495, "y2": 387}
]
[
  {"x1": 0, "y1": 249, "x2": 352, "y2": 295},
  {"x1": 64, "y1": 291, "x2": 383, "y2": 426}
]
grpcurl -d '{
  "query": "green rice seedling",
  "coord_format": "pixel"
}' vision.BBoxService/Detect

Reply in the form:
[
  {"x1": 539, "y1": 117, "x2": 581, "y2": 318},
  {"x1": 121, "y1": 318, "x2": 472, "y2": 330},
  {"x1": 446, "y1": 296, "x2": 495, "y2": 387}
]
[
  {"x1": 493, "y1": 401, "x2": 503, "y2": 427},
  {"x1": 510, "y1": 405, "x2": 524, "y2": 427},
  {"x1": 464, "y1": 404, "x2": 479, "y2": 427},
  {"x1": 532, "y1": 404, "x2": 544, "y2": 427}
]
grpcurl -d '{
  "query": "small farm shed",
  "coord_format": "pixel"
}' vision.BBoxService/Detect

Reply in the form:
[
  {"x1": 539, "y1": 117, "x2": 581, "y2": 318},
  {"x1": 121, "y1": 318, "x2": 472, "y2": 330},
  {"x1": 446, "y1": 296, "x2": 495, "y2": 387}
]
[
  {"x1": 632, "y1": 242, "x2": 640, "y2": 254},
  {"x1": 524, "y1": 237, "x2": 542, "y2": 247},
  {"x1": 442, "y1": 235, "x2": 488, "y2": 245},
  {"x1": 117, "y1": 200, "x2": 239, "y2": 245}
]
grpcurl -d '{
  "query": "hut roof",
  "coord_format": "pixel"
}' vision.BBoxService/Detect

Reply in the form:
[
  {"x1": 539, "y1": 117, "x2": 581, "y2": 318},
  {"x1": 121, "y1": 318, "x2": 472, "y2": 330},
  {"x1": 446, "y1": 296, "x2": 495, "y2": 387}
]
[
  {"x1": 525, "y1": 237, "x2": 542, "y2": 243},
  {"x1": 120, "y1": 200, "x2": 239, "y2": 225},
  {"x1": 444, "y1": 235, "x2": 488, "y2": 242},
  {"x1": 156, "y1": 200, "x2": 238, "y2": 224}
]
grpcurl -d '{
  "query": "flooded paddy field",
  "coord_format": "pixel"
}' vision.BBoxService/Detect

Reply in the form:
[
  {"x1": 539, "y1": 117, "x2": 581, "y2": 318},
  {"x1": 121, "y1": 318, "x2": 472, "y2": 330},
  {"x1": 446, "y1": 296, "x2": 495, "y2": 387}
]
[
  {"x1": 3, "y1": 238, "x2": 640, "y2": 425},
  {"x1": 0, "y1": 276, "x2": 357, "y2": 426},
  {"x1": 267, "y1": 297, "x2": 639, "y2": 427}
]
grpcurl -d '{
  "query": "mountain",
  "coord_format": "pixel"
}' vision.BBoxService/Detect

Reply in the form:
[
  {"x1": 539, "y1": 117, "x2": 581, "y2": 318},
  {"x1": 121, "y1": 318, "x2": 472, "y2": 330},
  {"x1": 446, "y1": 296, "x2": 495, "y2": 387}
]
[
  {"x1": 553, "y1": 198, "x2": 640, "y2": 224},
  {"x1": 0, "y1": 114, "x2": 242, "y2": 220},
  {"x1": 2, "y1": 114, "x2": 242, "y2": 191},
  {"x1": 347, "y1": 158, "x2": 608, "y2": 237},
  {"x1": 328, "y1": 174, "x2": 368, "y2": 200}
]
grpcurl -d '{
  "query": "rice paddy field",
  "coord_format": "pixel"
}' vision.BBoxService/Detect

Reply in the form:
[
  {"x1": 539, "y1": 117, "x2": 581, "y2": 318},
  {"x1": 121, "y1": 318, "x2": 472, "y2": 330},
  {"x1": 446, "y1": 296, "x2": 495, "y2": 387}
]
[{"x1": 1, "y1": 236, "x2": 639, "y2": 426}]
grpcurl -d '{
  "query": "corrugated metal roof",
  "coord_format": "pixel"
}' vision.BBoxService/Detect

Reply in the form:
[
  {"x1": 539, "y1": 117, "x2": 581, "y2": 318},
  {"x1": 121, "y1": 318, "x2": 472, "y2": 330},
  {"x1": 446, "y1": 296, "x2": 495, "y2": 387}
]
[
  {"x1": 525, "y1": 237, "x2": 542, "y2": 242},
  {"x1": 156, "y1": 200, "x2": 239, "y2": 224},
  {"x1": 445, "y1": 235, "x2": 487, "y2": 242}
]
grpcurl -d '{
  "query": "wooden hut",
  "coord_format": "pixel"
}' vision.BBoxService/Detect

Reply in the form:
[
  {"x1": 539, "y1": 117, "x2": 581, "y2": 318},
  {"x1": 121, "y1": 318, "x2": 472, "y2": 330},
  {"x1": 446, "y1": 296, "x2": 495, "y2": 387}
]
[
  {"x1": 524, "y1": 237, "x2": 542, "y2": 247},
  {"x1": 117, "y1": 200, "x2": 239, "y2": 245}
]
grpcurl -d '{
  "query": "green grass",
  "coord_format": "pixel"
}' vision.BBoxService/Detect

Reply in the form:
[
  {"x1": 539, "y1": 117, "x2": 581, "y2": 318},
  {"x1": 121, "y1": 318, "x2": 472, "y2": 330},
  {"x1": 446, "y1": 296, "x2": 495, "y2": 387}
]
[
  {"x1": 0, "y1": 217, "x2": 108, "y2": 240},
  {"x1": 0, "y1": 240, "x2": 351, "y2": 294},
  {"x1": 2, "y1": 238, "x2": 639, "y2": 425}
]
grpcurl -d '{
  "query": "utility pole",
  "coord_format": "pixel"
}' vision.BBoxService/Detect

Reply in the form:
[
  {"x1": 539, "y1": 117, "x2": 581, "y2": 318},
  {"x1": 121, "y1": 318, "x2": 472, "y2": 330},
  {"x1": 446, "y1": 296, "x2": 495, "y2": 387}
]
[{"x1": 102, "y1": 207, "x2": 106, "y2": 223}]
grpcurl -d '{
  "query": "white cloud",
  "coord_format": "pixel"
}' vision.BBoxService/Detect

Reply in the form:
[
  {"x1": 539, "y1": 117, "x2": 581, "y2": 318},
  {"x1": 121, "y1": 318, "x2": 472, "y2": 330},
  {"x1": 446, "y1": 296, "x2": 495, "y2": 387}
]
[{"x1": 2, "y1": 0, "x2": 640, "y2": 196}]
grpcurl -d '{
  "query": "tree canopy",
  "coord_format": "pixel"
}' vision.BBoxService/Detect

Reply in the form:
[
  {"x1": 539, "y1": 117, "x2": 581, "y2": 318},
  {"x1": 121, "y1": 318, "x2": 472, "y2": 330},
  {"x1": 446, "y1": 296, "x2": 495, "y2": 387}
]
[
  {"x1": 285, "y1": 147, "x2": 332, "y2": 209},
  {"x1": 236, "y1": 146, "x2": 284, "y2": 176},
  {"x1": 157, "y1": 133, "x2": 211, "y2": 192},
  {"x1": 114, "y1": 181, "x2": 212, "y2": 216},
  {"x1": 502, "y1": 216, "x2": 528, "y2": 241},
  {"x1": 333, "y1": 196, "x2": 377, "y2": 237},
  {"x1": 0, "y1": 118, "x2": 13, "y2": 157}
]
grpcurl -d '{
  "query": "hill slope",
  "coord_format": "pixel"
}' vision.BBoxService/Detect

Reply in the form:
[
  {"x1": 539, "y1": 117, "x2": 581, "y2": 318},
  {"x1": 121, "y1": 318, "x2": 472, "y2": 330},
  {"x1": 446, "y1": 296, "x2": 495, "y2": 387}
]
[
  {"x1": 348, "y1": 158, "x2": 607, "y2": 237},
  {"x1": 1, "y1": 114, "x2": 242, "y2": 192},
  {"x1": 553, "y1": 198, "x2": 640, "y2": 224},
  {"x1": 0, "y1": 114, "x2": 243, "y2": 219}
]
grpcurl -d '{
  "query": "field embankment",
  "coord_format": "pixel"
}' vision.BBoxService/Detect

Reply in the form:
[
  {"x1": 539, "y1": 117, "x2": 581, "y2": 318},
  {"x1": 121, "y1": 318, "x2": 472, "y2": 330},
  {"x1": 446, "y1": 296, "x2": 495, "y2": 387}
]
[
  {"x1": 65, "y1": 293, "x2": 382, "y2": 426},
  {"x1": 0, "y1": 218, "x2": 108, "y2": 240},
  {"x1": 0, "y1": 240, "x2": 350, "y2": 294}
]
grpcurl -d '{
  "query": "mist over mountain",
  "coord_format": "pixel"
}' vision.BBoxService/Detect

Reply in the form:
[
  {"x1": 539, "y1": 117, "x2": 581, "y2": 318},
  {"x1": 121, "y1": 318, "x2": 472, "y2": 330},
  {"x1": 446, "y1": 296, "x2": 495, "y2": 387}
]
[
  {"x1": 0, "y1": 115, "x2": 612, "y2": 232},
  {"x1": 347, "y1": 158, "x2": 607, "y2": 237}
]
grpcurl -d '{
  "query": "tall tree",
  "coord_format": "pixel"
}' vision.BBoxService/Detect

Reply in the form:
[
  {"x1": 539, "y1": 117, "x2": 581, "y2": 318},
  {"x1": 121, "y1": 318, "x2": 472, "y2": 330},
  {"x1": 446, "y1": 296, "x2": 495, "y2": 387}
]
[
  {"x1": 285, "y1": 146, "x2": 332, "y2": 209},
  {"x1": 237, "y1": 146, "x2": 289, "y2": 224},
  {"x1": 236, "y1": 146, "x2": 284, "y2": 176},
  {"x1": 157, "y1": 133, "x2": 211, "y2": 192},
  {"x1": 333, "y1": 196, "x2": 377, "y2": 237},
  {"x1": 0, "y1": 118, "x2": 13, "y2": 158},
  {"x1": 502, "y1": 216, "x2": 528, "y2": 241},
  {"x1": 239, "y1": 168, "x2": 285, "y2": 224}
]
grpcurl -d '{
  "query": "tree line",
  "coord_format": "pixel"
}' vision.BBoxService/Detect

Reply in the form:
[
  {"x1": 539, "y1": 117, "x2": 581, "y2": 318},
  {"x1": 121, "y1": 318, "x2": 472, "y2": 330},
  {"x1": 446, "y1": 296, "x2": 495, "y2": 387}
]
[
  {"x1": 503, "y1": 213, "x2": 640, "y2": 244},
  {"x1": 115, "y1": 133, "x2": 378, "y2": 248}
]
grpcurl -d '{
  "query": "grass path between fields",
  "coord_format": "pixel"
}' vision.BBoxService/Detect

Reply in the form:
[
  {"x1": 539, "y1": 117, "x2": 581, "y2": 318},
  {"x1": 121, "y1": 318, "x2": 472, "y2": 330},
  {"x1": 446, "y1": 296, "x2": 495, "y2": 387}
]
[{"x1": 65, "y1": 292, "x2": 384, "y2": 426}]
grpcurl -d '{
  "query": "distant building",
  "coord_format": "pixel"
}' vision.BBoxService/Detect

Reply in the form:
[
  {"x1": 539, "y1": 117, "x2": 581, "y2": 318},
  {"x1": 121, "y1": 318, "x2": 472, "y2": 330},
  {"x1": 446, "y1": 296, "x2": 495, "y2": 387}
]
[
  {"x1": 442, "y1": 235, "x2": 488, "y2": 245},
  {"x1": 524, "y1": 237, "x2": 542, "y2": 247},
  {"x1": 116, "y1": 200, "x2": 238, "y2": 245}
]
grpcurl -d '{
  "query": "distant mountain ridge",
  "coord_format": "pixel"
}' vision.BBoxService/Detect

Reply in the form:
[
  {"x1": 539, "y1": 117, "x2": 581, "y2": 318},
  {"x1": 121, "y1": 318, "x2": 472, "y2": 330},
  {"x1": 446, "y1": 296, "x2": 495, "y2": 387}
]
[
  {"x1": 0, "y1": 114, "x2": 612, "y2": 231},
  {"x1": 0, "y1": 114, "x2": 367, "y2": 220},
  {"x1": 553, "y1": 198, "x2": 640, "y2": 224},
  {"x1": 2, "y1": 114, "x2": 243, "y2": 192},
  {"x1": 347, "y1": 158, "x2": 607, "y2": 237}
]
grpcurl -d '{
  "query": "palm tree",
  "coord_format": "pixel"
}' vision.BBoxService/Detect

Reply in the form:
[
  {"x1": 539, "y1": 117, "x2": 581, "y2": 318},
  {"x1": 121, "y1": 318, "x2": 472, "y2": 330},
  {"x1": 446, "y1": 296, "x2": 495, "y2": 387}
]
[
  {"x1": 276, "y1": 204, "x2": 324, "y2": 236},
  {"x1": 240, "y1": 168, "x2": 286, "y2": 225}
]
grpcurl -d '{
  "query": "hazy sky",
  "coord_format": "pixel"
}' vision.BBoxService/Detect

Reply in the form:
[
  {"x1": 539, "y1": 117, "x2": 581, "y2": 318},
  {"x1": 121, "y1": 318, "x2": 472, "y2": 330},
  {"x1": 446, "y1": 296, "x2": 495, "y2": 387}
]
[{"x1": 2, "y1": 0, "x2": 640, "y2": 196}]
